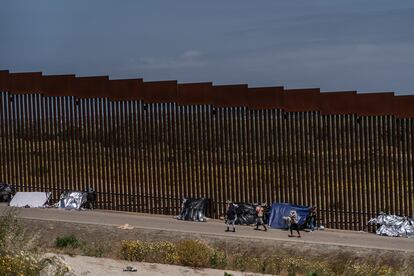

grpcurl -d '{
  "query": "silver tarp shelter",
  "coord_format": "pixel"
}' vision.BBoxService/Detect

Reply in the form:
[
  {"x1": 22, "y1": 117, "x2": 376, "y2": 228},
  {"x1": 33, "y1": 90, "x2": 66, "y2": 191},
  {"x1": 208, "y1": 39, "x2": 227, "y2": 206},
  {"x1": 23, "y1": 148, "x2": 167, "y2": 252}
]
[
  {"x1": 369, "y1": 213, "x2": 414, "y2": 238},
  {"x1": 58, "y1": 191, "x2": 88, "y2": 210}
]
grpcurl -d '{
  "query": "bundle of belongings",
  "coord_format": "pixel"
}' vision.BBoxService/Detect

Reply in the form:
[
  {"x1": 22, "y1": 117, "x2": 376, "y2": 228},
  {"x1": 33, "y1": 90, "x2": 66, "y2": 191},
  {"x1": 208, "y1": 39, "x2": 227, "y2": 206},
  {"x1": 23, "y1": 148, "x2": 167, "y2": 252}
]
[
  {"x1": 57, "y1": 187, "x2": 97, "y2": 210},
  {"x1": 176, "y1": 198, "x2": 208, "y2": 222},
  {"x1": 9, "y1": 192, "x2": 51, "y2": 208},
  {"x1": 0, "y1": 183, "x2": 16, "y2": 202},
  {"x1": 267, "y1": 202, "x2": 311, "y2": 229},
  {"x1": 368, "y1": 212, "x2": 414, "y2": 238}
]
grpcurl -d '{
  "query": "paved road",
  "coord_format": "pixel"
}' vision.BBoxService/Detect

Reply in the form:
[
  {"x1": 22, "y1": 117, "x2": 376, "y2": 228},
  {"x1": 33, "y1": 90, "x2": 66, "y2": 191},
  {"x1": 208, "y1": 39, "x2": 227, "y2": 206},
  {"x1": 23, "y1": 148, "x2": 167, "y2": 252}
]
[{"x1": 1, "y1": 204, "x2": 413, "y2": 252}]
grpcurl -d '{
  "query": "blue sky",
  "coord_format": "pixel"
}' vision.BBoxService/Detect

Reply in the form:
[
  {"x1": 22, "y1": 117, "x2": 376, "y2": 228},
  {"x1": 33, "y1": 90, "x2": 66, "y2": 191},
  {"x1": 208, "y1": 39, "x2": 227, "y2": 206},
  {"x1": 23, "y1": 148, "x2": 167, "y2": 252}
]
[{"x1": 1, "y1": 1, "x2": 414, "y2": 94}]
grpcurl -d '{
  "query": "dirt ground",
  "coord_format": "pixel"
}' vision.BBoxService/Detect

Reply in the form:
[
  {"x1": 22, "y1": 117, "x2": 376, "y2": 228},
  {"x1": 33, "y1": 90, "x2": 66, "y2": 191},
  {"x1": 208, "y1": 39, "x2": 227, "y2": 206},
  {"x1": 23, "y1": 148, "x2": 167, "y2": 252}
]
[
  {"x1": 2, "y1": 204, "x2": 412, "y2": 275},
  {"x1": 44, "y1": 253, "x2": 267, "y2": 276},
  {"x1": 20, "y1": 218, "x2": 414, "y2": 268}
]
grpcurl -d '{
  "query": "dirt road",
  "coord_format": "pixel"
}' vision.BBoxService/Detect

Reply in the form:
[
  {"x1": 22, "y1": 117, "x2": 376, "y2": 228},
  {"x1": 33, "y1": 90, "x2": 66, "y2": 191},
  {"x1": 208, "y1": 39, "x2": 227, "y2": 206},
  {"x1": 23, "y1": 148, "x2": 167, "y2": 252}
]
[{"x1": 1, "y1": 204, "x2": 413, "y2": 252}]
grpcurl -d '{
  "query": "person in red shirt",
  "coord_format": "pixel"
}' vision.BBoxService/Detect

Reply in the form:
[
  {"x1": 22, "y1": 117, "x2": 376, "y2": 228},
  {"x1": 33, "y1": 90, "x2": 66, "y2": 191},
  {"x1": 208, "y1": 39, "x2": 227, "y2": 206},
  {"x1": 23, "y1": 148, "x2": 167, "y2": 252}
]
[{"x1": 255, "y1": 203, "x2": 268, "y2": 231}]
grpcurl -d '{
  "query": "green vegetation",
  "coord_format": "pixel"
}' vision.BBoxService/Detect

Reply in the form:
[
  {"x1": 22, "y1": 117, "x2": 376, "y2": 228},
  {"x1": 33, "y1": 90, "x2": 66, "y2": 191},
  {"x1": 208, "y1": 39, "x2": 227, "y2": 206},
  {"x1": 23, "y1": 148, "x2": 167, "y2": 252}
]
[
  {"x1": 54, "y1": 234, "x2": 111, "y2": 258},
  {"x1": 120, "y1": 239, "x2": 403, "y2": 275},
  {"x1": 55, "y1": 234, "x2": 79, "y2": 248},
  {"x1": 0, "y1": 209, "x2": 70, "y2": 275}
]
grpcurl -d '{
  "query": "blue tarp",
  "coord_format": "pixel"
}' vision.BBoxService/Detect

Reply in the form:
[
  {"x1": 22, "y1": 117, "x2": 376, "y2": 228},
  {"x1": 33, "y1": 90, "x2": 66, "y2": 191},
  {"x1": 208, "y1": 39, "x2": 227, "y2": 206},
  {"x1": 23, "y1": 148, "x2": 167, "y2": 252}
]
[{"x1": 268, "y1": 202, "x2": 311, "y2": 229}]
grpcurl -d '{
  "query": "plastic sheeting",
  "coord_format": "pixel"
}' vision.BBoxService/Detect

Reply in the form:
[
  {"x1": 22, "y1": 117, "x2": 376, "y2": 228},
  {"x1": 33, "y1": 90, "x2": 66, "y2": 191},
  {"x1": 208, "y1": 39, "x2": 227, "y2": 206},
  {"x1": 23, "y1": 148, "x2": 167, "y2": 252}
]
[
  {"x1": 176, "y1": 198, "x2": 208, "y2": 222},
  {"x1": 368, "y1": 213, "x2": 414, "y2": 238},
  {"x1": 58, "y1": 191, "x2": 88, "y2": 210},
  {"x1": 9, "y1": 192, "x2": 51, "y2": 208},
  {"x1": 0, "y1": 183, "x2": 15, "y2": 202},
  {"x1": 234, "y1": 203, "x2": 257, "y2": 225},
  {"x1": 268, "y1": 203, "x2": 311, "y2": 229}
]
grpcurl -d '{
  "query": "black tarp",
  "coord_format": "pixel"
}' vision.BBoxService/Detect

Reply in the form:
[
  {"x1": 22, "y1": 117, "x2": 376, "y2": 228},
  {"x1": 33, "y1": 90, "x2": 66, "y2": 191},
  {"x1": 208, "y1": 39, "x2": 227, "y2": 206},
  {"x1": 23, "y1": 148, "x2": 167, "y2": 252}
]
[
  {"x1": 0, "y1": 183, "x2": 15, "y2": 202},
  {"x1": 176, "y1": 198, "x2": 208, "y2": 222},
  {"x1": 232, "y1": 203, "x2": 270, "y2": 225}
]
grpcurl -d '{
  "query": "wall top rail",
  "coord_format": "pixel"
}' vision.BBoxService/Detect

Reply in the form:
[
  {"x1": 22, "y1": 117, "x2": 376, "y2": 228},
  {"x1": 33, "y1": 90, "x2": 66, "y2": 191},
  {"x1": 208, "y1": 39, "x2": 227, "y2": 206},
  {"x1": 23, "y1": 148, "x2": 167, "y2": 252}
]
[{"x1": 0, "y1": 69, "x2": 413, "y2": 117}]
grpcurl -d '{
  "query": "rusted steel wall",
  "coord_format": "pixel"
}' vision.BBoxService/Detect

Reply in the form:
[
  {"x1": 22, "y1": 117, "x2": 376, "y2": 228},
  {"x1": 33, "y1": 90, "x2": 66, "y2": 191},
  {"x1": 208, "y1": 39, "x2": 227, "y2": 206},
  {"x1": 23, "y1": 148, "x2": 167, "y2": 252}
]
[{"x1": 0, "y1": 70, "x2": 413, "y2": 231}]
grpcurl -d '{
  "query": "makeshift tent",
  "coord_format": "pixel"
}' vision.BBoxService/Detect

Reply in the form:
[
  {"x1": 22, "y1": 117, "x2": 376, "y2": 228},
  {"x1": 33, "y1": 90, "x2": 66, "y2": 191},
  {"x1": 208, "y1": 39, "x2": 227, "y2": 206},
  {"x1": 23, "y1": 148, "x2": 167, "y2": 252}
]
[
  {"x1": 231, "y1": 203, "x2": 270, "y2": 225},
  {"x1": 234, "y1": 203, "x2": 257, "y2": 225},
  {"x1": 368, "y1": 213, "x2": 414, "y2": 238},
  {"x1": 176, "y1": 198, "x2": 208, "y2": 222},
  {"x1": 9, "y1": 192, "x2": 51, "y2": 208},
  {"x1": 58, "y1": 191, "x2": 88, "y2": 210},
  {"x1": 268, "y1": 202, "x2": 311, "y2": 229},
  {"x1": 0, "y1": 183, "x2": 15, "y2": 202}
]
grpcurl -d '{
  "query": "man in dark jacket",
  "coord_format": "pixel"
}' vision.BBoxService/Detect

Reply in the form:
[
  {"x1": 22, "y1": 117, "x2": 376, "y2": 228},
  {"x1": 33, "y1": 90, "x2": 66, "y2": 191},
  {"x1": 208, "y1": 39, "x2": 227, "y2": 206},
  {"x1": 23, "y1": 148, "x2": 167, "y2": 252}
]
[{"x1": 225, "y1": 201, "x2": 237, "y2": 232}]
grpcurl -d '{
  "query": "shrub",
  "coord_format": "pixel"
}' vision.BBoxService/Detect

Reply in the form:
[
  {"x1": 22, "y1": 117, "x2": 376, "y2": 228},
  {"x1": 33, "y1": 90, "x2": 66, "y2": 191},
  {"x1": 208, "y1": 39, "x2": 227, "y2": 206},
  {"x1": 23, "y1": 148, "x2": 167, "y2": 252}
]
[
  {"x1": 55, "y1": 234, "x2": 79, "y2": 248},
  {"x1": 175, "y1": 240, "x2": 214, "y2": 268},
  {"x1": 210, "y1": 249, "x2": 227, "y2": 269},
  {"x1": 343, "y1": 262, "x2": 396, "y2": 276},
  {"x1": 120, "y1": 240, "x2": 178, "y2": 264},
  {"x1": 81, "y1": 242, "x2": 110, "y2": 257},
  {"x1": 0, "y1": 253, "x2": 40, "y2": 276}
]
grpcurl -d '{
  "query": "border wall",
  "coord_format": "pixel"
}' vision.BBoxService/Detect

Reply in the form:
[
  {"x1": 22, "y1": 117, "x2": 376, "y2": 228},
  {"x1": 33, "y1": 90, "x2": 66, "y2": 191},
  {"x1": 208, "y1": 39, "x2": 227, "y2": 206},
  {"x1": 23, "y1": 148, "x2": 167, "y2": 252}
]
[{"x1": 0, "y1": 70, "x2": 413, "y2": 230}]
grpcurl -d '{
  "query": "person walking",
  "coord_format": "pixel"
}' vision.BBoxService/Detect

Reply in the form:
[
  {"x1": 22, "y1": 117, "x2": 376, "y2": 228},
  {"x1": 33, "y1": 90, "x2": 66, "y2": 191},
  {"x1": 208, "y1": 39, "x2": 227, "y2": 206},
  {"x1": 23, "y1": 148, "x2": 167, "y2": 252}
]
[
  {"x1": 306, "y1": 206, "x2": 317, "y2": 231},
  {"x1": 255, "y1": 203, "x2": 268, "y2": 231},
  {"x1": 225, "y1": 201, "x2": 237, "y2": 232},
  {"x1": 288, "y1": 210, "x2": 301, "y2": 238}
]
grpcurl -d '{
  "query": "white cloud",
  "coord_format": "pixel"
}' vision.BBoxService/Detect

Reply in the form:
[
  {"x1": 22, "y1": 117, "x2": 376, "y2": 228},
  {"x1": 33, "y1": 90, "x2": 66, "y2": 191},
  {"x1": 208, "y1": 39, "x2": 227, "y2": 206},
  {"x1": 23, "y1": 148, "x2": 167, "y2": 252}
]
[{"x1": 181, "y1": 50, "x2": 202, "y2": 59}]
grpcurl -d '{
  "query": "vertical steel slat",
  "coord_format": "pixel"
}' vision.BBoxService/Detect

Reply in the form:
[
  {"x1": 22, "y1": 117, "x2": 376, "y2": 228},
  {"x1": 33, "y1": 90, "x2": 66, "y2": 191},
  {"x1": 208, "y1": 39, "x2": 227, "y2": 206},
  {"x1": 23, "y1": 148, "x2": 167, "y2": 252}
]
[
  {"x1": 269, "y1": 109, "x2": 277, "y2": 202},
  {"x1": 0, "y1": 92, "x2": 3, "y2": 183},
  {"x1": 197, "y1": 105, "x2": 205, "y2": 200},
  {"x1": 39, "y1": 94, "x2": 47, "y2": 193},
  {"x1": 45, "y1": 96, "x2": 51, "y2": 195},
  {"x1": 91, "y1": 99, "x2": 99, "y2": 208},
  {"x1": 385, "y1": 116, "x2": 392, "y2": 214},
  {"x1": 0, "y1": 93, "x2": 5, "y2": 185},
  {"x1": 48, "y1": 96, "x2": 55, "y2": 198},
  {"x1": 166, "y1": 103, "x2": 174, "y2": 213},
  {"x1": 15, "y1": 95, "x2": 23, "y2": 189},
  {"x1": 397, "y1": 119, "x2": 402, "y2": 216},
  {"x1": 108, "y1": 100, "x2": 115, "y2": 210},
  {"x1": 264, "y1": 110, "x2": 271, "y2": 205},
  {"x1": 84, "y1": 99, "x2": 91, "y2": 198},
  {"x1": 409, "y1": 119, "x2": 414, "y2": 216},
  {"x1": 224, "y1": 108, "x2": 231, "y2": 203},
  {"x1": 21, "y1": 94, "x2": 28, "y2": 191},
  {"x1": 155, "y1": 103, "x2": 163, "y2": 214},
  {"x1": 118, "y1": 101, "x2": 126, "y2": 211},
  {"x1": 137, "y1": 101, "x2": 145, "y2": 212},
  {"x1": 373, "y1": 117, "x2": 380, "y2": 218},
  {"x1": 295, "y1": 113, "x2": 302, "y2": 205},
  {"x1": 378, "y1": 116, "x2": 385, "y2": 215},
  {"x1": 159, "y1": 103, "x2": 166, "y2": 214},
  {"x1": 188, "y1": 105, "x2": 195, "y2": 200},
  {"x1": 131, "y1": 100, "x2": 139, "y2": 212},
  {"x1": 175, "y1": 105, "x2": 182, "y2": 212},
  {"x1": 4, "y1": 93, "x2": 10, "y2": 184},
  {"x1": 241, "y1": 108, "x2": 248, "y2": 204},
  {"x1": 9, "y1": 93, "x2": 17, "y2": 185},
  {"x1": 97, "y1": 98, "x2": 104, "y2": 209},
  {"x1": 333, "y1": 115, "x2": 339, "y2": 228},
  {"x1": 340, "y1": 115, "x2": 348, "y2": 229},
  {"x1": 170, "y1": 103, "x2": 178, "y2": 214},
  {"x1": 206, "y1": 106, "x2": 214, "y2": 216},
  {"x1": 389, "y1": 116, "x2": 396, "y2": 215},
  {"x1": 233, "y1": 108, "x2": 240, "y2": 203},
  {"x1": 11, "y1": 94, "x2": 18, "y2": 185},
  {"x1": 402, "y1": 119, "x2": 408, "y2": 216}
]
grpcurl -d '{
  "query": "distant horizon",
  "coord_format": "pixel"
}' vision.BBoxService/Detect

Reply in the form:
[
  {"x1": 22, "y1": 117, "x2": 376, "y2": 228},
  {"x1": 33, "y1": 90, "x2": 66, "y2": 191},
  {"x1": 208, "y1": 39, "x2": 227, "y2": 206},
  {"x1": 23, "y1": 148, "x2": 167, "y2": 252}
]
[{"x1": 1, "y1": 1, "x2": 414, "y2": 95}]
